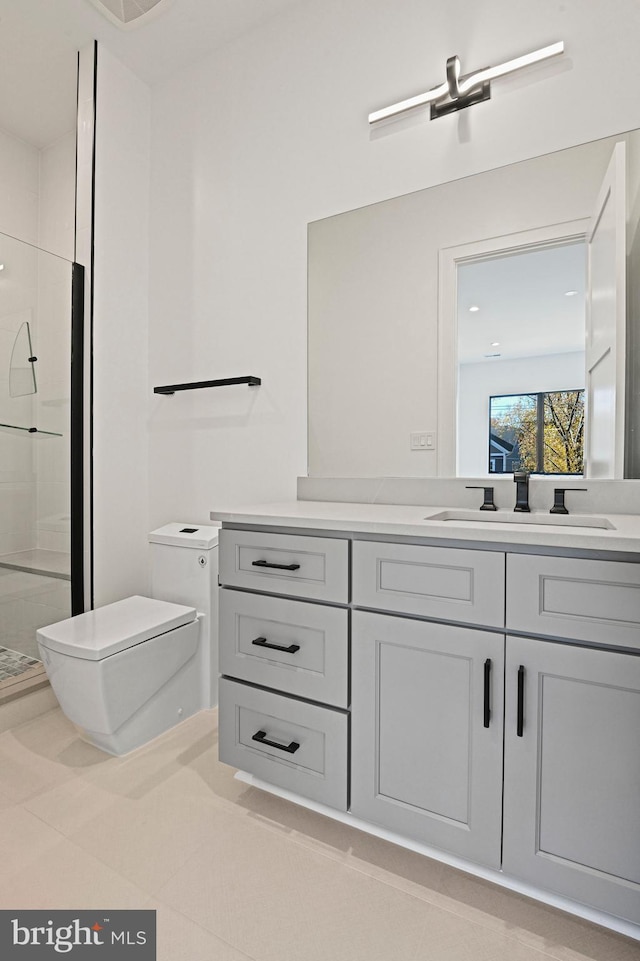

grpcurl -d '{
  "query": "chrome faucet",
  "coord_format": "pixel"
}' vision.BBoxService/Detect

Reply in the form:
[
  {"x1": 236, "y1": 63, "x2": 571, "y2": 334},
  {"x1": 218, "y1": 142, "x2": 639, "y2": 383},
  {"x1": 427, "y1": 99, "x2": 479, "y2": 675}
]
[{"x1": 513, "y1": 471, "x2": 530, "y2": 512}]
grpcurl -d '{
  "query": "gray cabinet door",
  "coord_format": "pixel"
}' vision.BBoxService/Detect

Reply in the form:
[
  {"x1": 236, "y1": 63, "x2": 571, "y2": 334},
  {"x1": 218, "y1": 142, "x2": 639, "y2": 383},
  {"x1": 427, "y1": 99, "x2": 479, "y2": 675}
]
[
  {"x1": 503, "y1": 636, "x2": 640, "y2": 924},
  {"x1": 351, "y1": 610, "x2": 504, "y2": 868}
]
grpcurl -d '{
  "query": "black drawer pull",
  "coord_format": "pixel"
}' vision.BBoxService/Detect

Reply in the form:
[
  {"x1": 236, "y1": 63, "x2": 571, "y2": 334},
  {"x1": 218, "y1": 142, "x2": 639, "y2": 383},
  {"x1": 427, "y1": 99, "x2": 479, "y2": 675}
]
[
  {"x1": 483, "y1": 658, "x2": 491, "y2": 728},
  {"x1": 252, "y1": 636, "x2": 301, "y2": 654},
  {"x1": 517, "y1": 665, "x2": 525, "y2": 737},
  {"x1": 252, "y1": 730, "x2": 300, "y2": 753},
  {"x1": 252, "y1": 559, "x2": 301, "y2": 571}
]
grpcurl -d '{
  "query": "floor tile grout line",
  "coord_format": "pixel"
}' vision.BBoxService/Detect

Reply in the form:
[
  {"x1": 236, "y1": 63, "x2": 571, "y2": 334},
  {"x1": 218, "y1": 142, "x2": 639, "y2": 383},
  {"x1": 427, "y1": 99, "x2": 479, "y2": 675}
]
[
  {"x1": 20, "y1": 799, "x2": 83, "y2": 846},
  {"x1": 150, "y1": 895, "x2": 262, "y2": 961},
  {"x1": 235, "y1": 812, "x2": 609, "y2": 957}
]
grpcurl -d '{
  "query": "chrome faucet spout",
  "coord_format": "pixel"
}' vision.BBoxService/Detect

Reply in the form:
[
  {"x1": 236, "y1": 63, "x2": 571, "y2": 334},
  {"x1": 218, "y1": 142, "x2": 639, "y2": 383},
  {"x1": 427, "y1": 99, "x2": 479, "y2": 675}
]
[{"x1": 513, "y1": 471, "x2": 531, "y2": 512}]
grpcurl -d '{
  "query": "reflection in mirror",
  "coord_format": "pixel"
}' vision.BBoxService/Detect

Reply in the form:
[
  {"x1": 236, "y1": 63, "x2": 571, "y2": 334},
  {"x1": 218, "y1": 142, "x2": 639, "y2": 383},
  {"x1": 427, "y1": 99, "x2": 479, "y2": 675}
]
[
  {"x1": 9, "y1": 320, "x2": 37, "y2": 397},
  {"x1": 308, "y1": 127, "x2": 640, "y2": 479},
  {"x1": 456, "y1": 242, "x2": 586, "y2": 476}
]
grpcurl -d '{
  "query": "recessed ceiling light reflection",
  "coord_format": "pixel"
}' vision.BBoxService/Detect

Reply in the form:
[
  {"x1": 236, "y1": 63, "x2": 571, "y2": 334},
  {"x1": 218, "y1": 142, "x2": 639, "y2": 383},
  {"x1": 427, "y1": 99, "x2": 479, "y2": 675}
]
[
  {"x1": 564, "y1": 289, "x2": 578, "y2": 296},
  {"x1": 469, "y1": 305, "x2": 480, "y2": 312},
  {"x1": 491, "y1": 341, "x2": 500, "y2": 347}
]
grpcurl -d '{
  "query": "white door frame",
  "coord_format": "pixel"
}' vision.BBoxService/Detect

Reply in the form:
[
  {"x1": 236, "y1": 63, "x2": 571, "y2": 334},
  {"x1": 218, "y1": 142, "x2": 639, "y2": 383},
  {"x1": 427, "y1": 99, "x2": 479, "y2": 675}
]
[
  {"x1": 437, "y1": 219, "x2": 590, "y2": 477},
  {"x1": 584, "y1": 141, "x2": 627, "y2": 479}
]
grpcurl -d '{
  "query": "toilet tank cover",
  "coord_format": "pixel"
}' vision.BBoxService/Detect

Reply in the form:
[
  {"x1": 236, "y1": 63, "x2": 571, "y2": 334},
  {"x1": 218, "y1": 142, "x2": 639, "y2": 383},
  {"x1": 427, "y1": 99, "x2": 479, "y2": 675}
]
[
  {"x1": 36, "y1": 595, "x2": 197, "y2": 661},
  {"x1": 148, "y1": 522, "x2": 220, "y2": 549}
]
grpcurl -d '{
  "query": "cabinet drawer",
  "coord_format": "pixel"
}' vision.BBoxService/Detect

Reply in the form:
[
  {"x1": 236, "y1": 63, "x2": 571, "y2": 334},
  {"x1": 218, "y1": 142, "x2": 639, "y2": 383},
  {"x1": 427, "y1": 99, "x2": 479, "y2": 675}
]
[
  {"x1": 218, "y1": 678, "x2": 348, "y2": 810},
  {"x1": 352, "y1": 540, "x2": 505, "y2": 628},
  {"x1": 507, "y1": 554, "x2": 640, "y2": 649},
  {"x1": 220, "y1": 589, "x2": 349, "y2": 707},
  {"x1": 219, "y1": 529, "x2": 348, "y2": 603}
]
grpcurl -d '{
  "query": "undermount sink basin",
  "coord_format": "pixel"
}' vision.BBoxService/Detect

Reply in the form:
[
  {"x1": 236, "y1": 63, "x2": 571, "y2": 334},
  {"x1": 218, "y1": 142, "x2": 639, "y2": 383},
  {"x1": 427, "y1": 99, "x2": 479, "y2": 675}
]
[{"x1": 425, "y1": 509, "x2": 616, "y2": 530}]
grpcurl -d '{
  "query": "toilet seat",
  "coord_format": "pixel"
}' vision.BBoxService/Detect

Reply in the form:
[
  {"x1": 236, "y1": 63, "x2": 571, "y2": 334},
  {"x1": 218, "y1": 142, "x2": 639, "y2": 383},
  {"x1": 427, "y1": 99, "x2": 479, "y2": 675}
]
[{"x1": 37, "y1": 595, "x2": 197, "y2": 661}]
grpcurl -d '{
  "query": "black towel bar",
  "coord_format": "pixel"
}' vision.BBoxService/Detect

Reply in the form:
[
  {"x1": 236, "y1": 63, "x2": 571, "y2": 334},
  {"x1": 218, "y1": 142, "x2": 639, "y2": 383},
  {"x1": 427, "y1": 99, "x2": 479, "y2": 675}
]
[{"x1": 154, "y1": 376, "x2": 261, "y2": 395}]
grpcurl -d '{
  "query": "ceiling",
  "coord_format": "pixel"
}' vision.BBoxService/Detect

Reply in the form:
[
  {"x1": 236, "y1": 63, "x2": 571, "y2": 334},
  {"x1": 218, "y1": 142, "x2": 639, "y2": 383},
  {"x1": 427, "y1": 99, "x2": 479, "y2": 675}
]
[
  {"x1": 0, "y1": 0, "x2": 302, "y2": 147},
  {"x1": 457, "y1": 241, "x2": 587, "y2": 365}
]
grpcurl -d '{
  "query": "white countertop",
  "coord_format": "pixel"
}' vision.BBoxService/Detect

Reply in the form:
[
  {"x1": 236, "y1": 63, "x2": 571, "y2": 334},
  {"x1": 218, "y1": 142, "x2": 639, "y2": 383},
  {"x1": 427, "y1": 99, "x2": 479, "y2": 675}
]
[{"x1": 210, "y1": 500, "x2": 640, "y2": 554}]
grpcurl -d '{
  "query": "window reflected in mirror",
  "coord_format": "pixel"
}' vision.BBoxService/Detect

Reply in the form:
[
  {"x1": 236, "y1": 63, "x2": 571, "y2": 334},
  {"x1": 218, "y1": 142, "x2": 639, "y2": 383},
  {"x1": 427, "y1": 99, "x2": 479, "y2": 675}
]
[{"x1": 489, "y1": 390, "x2": 585, "y2": 475}]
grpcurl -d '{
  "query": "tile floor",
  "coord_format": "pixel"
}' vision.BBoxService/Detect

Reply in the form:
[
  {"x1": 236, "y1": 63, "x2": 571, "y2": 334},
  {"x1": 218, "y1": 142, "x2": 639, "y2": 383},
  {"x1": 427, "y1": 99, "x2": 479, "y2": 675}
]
[
  {"x1": 0, "y1": 700, "x2": 637, "y2": 961},
  {"x1": 0, "y1": 646, "x2": 40, "y2": 682}
]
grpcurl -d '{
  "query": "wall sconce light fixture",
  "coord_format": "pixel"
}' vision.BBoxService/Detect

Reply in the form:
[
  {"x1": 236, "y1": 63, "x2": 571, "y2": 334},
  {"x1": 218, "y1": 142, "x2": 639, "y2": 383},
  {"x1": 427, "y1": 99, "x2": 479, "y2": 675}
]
[{"x1": 369, "y1": 41, "x2": 564, "y2": 125}]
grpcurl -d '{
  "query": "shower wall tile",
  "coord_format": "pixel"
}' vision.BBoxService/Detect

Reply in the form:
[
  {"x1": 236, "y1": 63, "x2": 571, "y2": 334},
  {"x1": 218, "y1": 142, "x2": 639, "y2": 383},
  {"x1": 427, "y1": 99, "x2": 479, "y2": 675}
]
[
  {"x1": 0, "y1": 486, "x2": 34, "y2": 532},
  {"x1": 0, "y1": 130, "x2": 38, "y2": 195},
  {"x1": 37, "y1": 531, "x2": 70, "y2": 554},
  {"x1": 0, "y1": 122, "x2": 39, "y2": 243},
  {"x1": 36, "y1": 481, "x2": 69, "y2": 521},
  {"x1": 0, "y1": 445, "x2": 35, "y2": 485},
  {"x1": 35, "y1": 440, "x2": 70, "y2": 486},
  {"x1": 0, "y1": 187, "x2": 38, "y2": 247},
  {"x1": 0, "y1": 482, "x2": 35, "y2": 555},
  {"x1": 0, "y1": 530, "x2": 36, "y2": 555},
  {"x1": 38, "y1": 131, "x2": 76, "y2": 261}
]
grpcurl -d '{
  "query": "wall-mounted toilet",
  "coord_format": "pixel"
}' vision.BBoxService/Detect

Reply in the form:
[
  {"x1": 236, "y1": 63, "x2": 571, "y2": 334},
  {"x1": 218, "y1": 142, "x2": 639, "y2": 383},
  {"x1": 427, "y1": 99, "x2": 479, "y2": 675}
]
[{"x1": 37, "y1": 523, "x2": 220, "y2": 756}]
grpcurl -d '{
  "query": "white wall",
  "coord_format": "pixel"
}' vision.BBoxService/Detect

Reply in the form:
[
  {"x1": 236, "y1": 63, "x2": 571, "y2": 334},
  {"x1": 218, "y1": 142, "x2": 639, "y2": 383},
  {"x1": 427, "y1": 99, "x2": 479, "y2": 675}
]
[
  {"x1": 93, "y1": 47, "x2": 151, "y2": 605},
  {"x1": 458, "y1": 351, "x2": 585, "y2": 476},
  {"x1": 144, "y1": 0, "x2": 640, "y2": 538}
]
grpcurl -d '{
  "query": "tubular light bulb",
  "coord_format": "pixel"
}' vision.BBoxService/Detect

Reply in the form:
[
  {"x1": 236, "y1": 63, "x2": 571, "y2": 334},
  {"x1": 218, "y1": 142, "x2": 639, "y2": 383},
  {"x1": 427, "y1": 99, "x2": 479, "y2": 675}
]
[
  {"x1": 458, "y1": 42, "x2": 564, "y2": 96},
  {"x1": 368, "y1": 79, "x2": 449, "y2": 124}
]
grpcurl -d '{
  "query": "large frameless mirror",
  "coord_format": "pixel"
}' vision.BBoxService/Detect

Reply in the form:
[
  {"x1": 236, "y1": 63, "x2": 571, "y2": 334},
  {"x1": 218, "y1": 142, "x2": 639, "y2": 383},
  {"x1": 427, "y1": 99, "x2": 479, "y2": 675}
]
[{"x1": 308, "y1": 128, "x2": 640, "y2": 480}]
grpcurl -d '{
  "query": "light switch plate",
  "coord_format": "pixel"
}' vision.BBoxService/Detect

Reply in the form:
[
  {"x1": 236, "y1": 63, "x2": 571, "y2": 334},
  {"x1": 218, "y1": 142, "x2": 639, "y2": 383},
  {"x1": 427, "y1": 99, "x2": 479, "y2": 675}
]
[{"x1": 410, "y1": 432, "x2": 436, "y2": 451}]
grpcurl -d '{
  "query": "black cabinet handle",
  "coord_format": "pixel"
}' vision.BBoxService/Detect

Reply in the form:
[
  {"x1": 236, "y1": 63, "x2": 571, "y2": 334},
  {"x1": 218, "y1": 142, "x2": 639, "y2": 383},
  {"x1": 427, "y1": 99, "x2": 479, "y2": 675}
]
[
  {"x1": 517, "y1": 665, "x2": 525, "y2": 737},
  {"x1": 252, "y1": 559, "x2": 301, "y2": 571},
  {"x1": 252, "y1": 730, "x2": 300, "y2": 753},
  {"x1": 252, "y1": 636, "x2": 301, "y2": 654},
  {"x1": 483, "y1": 658, "x2": 492, "y2": 727}
]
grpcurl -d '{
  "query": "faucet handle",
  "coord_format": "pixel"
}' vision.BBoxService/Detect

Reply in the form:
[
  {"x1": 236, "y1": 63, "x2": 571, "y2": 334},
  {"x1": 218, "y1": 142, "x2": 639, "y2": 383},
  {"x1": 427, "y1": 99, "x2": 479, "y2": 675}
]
[
  {"x1": 466, "y1": 486, "x2": 497, "y2": 511},
  {"x1": 550, "y1": 487, "x2": 587, "y2": 515}
]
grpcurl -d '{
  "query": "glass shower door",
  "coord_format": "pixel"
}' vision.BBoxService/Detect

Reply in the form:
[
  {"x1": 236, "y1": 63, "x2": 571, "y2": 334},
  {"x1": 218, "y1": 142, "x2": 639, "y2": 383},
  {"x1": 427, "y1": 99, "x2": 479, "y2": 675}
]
[{"x1": 0, "y1": 232, "x2": 83, "y2": 696}]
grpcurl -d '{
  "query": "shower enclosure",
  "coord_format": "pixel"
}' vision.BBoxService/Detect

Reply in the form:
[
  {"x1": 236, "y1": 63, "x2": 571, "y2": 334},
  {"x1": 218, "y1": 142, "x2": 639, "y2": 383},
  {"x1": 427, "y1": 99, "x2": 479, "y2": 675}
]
[{"x1": 0, "y1": 231, "x2": 83, "y2": 700}]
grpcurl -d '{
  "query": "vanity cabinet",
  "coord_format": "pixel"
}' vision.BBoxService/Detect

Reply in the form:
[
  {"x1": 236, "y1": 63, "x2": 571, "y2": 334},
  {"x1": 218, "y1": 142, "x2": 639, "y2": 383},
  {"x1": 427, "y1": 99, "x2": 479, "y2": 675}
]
[{"x1": 218, "y1": 523, "x2": 640, "y2": 928}]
